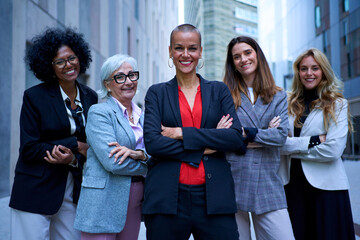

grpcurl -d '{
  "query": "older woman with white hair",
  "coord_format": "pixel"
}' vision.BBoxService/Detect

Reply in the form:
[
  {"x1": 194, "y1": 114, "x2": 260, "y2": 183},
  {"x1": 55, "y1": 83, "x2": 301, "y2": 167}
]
[{"x1": 74, "y1": 54, "x2": 148, "y2": 240}]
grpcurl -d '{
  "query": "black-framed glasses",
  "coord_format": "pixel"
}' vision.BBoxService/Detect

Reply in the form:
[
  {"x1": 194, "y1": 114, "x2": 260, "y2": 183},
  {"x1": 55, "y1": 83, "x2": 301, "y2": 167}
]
[
  {"x1": 52, "y1": 55, "x2": 78, "y2": 69},
  {"x1": 112, "y1": 71, "x2": 139, "y2": 84}
]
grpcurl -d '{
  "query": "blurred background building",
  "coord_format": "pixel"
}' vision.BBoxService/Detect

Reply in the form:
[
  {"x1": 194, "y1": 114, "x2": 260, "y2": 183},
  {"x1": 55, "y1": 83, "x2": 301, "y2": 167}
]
[
  {"x1": 258, "y1": 0, "x2": 360, "y2": 159},
  {"x1": 0, "y1": 0, "x2": 178, "y2": 198},
  {"x1": 184, "y1": 0, "x2": 258, "y2": 81}
]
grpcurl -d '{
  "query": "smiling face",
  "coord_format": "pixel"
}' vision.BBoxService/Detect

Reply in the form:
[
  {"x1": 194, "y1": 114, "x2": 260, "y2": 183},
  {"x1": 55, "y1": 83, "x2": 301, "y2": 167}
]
[
  {"x1": 169, "y1": 31, "x2": 202, "y2": 76},
  {"x1": 52, "y1": 45, "x2": 80, "y2": 85},
  {"x1": 106, "y1": 62, "x2": 138, "y2": 105},
  {"x1": 298, "y1": 55, "x2": 323, "y2": 90},
  {"x1": 231, "y1": 42, "x2": 258, "y2": 82},
  {"x1": 231, "y1": 42, "x2": 258, "y2": 80}
]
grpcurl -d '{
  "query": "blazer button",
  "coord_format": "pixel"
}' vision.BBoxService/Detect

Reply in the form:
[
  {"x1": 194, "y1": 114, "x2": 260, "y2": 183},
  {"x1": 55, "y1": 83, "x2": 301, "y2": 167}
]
[
  {"x1": 207, "y1": 173, "x2": 212, "y2": 179},
  {"x1": 203, "y1": 156, "x2": 208, "y2": 161}
]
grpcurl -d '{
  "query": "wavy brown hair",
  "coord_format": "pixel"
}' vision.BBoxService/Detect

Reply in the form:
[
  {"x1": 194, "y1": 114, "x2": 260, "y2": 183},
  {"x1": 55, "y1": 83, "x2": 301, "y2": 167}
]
[
  {"x1": 223, "y1": 36, "x2": 281, "y2": 109},
  {"x1": 288, "y1": 48, "x2": 353, "y2": 131}
]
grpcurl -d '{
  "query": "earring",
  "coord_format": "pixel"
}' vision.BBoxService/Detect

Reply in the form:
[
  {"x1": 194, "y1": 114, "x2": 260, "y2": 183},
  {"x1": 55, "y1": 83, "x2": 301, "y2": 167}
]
[
  {"x1": 168, "y1": 57, "x2": 174, "y2": 68},
  {"x1": 197, "y1": 58, "x2": 204, "y2": 69},
  {"x1": 107, "y1": 88, "x2": 111, "y2": 93}
]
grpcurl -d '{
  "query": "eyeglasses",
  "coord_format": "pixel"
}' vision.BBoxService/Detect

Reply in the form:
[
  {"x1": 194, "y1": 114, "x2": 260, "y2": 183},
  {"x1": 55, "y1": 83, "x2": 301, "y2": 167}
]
[
  {"x1": 52, "y1": 55, "x2": 78, "y2": 69},
  {"x1": 112, "y1": 71, "x2": 140, "y2": 84}
]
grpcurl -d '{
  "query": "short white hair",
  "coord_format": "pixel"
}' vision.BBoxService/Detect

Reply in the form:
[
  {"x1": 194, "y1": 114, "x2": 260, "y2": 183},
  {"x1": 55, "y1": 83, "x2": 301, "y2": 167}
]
[{"x1": 97, "y1": 54, "x2": 138, "y2": 99}]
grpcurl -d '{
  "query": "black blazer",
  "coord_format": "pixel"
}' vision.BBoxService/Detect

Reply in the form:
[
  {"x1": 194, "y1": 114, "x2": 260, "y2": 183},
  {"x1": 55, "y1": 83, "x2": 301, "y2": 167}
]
[
  {"x1": 9, "y1": 81, "x2": 97, "y2": 215},
  {"x1": 142, "y1": 75, "x2": 246, "y2": 215}
]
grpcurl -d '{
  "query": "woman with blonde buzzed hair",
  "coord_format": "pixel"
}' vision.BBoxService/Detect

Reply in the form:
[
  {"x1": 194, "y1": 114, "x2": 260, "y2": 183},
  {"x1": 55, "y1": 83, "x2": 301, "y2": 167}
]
[{"x1": 280, "y1": 48, "x2": 355, "y2": 240}]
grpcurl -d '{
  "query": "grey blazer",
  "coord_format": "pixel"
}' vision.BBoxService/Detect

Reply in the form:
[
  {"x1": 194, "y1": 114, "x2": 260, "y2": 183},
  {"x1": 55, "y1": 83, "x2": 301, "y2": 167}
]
[
  {"x1": 279, "y1": 98, "x2": 349, "y2": 191},
  {"x1": 227, "y1": 90, "x2": 289, "y2": 214},
  {"x1": 74, "y1": 97, "x2": 148, "y2": 233}
]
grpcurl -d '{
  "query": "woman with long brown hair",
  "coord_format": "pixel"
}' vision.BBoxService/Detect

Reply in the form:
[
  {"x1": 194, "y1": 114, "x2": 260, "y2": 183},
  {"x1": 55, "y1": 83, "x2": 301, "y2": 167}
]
[
  {"x1": 280, "y1": 48, "x2": 355, "y2": 240},
  {"x1": 223, "y1": 36, "x2": 294, "y2": 239}
]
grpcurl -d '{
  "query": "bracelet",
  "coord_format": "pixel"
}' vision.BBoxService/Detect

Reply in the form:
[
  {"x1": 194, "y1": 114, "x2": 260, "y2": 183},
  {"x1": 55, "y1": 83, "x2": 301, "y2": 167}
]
[
  {"x1": 136, "y1": 149, "x2": 149, "y2": 161},
  {"x1": 68, "y1": 155, "x2": 77, "y2": 167}
]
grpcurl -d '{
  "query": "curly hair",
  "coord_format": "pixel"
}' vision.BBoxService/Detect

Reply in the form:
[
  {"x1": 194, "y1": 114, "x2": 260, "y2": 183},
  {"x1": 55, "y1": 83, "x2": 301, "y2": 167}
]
[
  {"x1": 223, "y1": 36, "x2": 281, "y2": 109},
  {"x1": 288, "y1": 48, "x2": 353, "y2": 132},
  {"x1": 25, "y1": 27, "x2": 92, "y2": 83}
]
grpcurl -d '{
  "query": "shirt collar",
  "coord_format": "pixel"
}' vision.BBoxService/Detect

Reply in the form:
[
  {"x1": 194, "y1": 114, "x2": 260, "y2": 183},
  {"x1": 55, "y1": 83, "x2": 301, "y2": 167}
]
[
  {"x1": 111, "y1": 96, "x2": 142, "y2": 123},
  {"x1": 59, "y1": 84, "x2": 81, "y2": 104}
]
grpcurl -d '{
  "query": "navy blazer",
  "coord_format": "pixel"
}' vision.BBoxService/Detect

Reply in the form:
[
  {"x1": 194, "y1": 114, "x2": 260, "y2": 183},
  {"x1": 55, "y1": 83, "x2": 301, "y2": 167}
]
[
  {"x1": 9, "y1": 81, "x2": 97, "y2": 215},
  {"x1": 142, "y1": 75, "x2": 246, "y2": 215}
]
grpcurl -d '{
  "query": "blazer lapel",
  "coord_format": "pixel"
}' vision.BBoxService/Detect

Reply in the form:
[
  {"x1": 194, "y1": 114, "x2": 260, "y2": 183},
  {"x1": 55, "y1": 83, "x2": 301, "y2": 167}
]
[
  {"x1": 301, "y1": 107, "x2": 319, "y2": 132},
  {"x1": 46, "y1": 82, "x2": 71, "y2": 129},
  {"x1": 78, "y1": 81, "x2": 92, "y2": 120},
  {"x1": 107, "y1": 97, "x2": 136, "y2": 148},
  {"x1": 166, "y1": 77, "x2": 182, "y2": 127},
  {"x1": 254, "y1": 96, "x2": 271, "y2": 122},
  {"x1": 199, "y1": 75, "x2": 210, "y2": 127},
  {"x1": 240, "y1": 93, "x2": 260, "y2": 127}
]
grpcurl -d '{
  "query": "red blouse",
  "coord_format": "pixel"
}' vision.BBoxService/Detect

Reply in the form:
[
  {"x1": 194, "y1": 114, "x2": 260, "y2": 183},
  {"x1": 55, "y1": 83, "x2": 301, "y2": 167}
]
[{"x1": 178, "y1": 84, "x2": 205, "y2": 185}]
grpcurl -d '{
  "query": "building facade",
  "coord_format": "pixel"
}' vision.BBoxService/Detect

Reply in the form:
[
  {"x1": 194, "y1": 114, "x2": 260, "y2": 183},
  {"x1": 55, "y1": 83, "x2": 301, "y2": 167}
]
[
  {"x1": 259, "y1": 0, "x2": 360, "y2": 158},
  {"x1": 184, "y1": 0, "x2": 258, "y2": 81},
  {"x1": 0, "y1": 0, "x2": 178, "y2": 198}
]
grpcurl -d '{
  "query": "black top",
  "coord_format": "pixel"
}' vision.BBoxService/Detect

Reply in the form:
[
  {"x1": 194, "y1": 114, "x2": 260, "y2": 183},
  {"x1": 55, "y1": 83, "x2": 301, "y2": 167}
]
[{"x1": 294, "y1": 89, "x2": 321, "y2": 148}]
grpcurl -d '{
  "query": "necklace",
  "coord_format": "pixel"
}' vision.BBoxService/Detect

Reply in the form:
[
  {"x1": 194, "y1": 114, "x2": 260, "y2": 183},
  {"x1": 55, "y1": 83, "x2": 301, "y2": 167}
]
[{"x1": 129, "y1": 114, "x2": 134, "y2": 123}]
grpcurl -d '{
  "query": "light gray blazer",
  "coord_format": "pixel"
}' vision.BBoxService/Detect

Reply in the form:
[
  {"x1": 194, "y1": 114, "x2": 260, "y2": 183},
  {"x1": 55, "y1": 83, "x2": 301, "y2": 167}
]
[
  {"x1": 74, "y1": 97, "x2": 148, "y2": 233},
  {"x1": 227, "y1": 90, "x2": 289, "y2": 214},
  {"x1": 279, "y1": 98, "x2": 349, "y2": 191}
]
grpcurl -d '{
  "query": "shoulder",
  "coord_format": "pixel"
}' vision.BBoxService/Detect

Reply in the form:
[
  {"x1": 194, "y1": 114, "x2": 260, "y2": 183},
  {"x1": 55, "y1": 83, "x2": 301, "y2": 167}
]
[
  {"x1": 273, "y1": 89, "x2": 287, "y2": 100},
  {"x1": 88, "y1": 101, "x2": 113, "y2": 115},
  {"x1": 24, "y1": 82, "x2": 48, "y2": 96},
  {"x1": 78, "y1": 82, "x2": 97, "y2": 98},
  {"x1": 200, "y1": 76, "x2": 229, "y2": 92},
  {"x1": 147, "y1": 78, "x2": 175, "y2": 95},
  {"x1": 334, "y1": 97, "x2": 347, "y2": 111}
]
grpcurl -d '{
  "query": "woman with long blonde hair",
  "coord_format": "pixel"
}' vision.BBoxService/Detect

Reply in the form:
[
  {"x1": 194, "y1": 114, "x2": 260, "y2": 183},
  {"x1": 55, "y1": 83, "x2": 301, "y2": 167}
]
[{"x1": 280, "y1": 48, "x2": 355, "y2": 240}]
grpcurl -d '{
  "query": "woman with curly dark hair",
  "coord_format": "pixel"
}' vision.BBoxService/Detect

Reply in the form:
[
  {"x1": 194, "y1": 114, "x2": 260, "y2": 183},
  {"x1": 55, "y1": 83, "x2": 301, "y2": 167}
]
[{"x1": 9, "y1": 27, "x2": 98, "y2": 240}]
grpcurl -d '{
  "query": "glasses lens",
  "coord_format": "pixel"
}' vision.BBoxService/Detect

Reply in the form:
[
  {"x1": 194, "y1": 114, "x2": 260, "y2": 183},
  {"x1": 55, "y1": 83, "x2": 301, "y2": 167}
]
[
  {"x1": 54, "y1": 59, "x2": 65, "y2": 68},
  {"x1": 129, "y1": 72, "x2": 139, "y2": 81},
  {"x1": 69, "y1": 56, "x2": 78, "y2": 63},
  {"x1": 114, "y1": 74, "x2": 126, "y2": 83}
]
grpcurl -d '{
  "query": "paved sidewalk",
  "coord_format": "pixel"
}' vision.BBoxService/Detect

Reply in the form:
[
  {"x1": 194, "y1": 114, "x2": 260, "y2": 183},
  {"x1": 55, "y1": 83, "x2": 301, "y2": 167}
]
[{"x1": 1, "y1": 160, "x2": 360, "y2": 239}]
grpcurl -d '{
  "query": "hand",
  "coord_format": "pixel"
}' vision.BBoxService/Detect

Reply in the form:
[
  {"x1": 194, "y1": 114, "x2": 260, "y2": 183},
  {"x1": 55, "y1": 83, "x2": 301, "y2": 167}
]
[
  {"x1": 77, "y1": 141, "x2": 89, "y2": 157},
  {"x1": 242, "y1": 127, "x2": 247, "y2": 138},
  {"x1": 161, "y1": 125, "x2": 183, "y2": 140},
  {"x1": 269, "y1": 116, "x2": 281, "y2": 128},
  {"x1": 217, "y1": 114, "x2": 233, "y2": 129},
  {"x1": 319, "y1": 134, "x2": 326, "y2": 143},
  {"x1": 44, "y1": 145, "x2": 74, "y2": 164},
  {"x1": 108, "y1": 142, "x2": 145, "y2": 164},
  {"x1": 204, "y1": 148, "x2": 216, "y2": 155},
  {"x1": 247, "y1": 142, "x2": 262, "y2": 148}
]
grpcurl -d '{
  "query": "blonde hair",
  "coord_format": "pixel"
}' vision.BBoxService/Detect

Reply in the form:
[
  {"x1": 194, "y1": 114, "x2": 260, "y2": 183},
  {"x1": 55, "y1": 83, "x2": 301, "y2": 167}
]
[{"x1": 288, "y1": 48, "x2": 353, "y2": 131}]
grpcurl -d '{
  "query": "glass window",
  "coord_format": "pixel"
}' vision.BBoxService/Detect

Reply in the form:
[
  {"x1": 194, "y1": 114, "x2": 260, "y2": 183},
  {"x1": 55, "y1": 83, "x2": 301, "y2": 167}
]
[
  {"x1": 135, "y1": 0, "x2": 139, "y2": 20},
  {"x1": 343, "y1": 0, "x2": 349, "y2": 12},
  {"x1": 315, "y1": 5, "x2": 321, "y2": 28},
  {"x1": 343, "y1": 20, "x2": 348, "y2": 45}
]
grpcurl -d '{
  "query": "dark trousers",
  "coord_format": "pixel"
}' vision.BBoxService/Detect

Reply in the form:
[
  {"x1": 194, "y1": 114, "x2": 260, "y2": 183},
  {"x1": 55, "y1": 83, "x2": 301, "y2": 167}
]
[{"x1": 144, "y1": 184, "x2": 239, "y2": 240}]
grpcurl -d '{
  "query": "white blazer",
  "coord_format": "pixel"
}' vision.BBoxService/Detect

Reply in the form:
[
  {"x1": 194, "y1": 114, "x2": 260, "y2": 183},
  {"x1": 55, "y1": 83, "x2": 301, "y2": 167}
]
[{"x1": 279, "y1": 98, "x2": 350, "y2": 190}]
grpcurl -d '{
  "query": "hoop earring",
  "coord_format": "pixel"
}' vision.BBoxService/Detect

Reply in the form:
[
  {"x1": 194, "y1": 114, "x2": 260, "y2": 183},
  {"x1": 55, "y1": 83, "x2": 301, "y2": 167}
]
[
  {"x1": 168, "y1": 57, "x2": 174, "y2": 68},
  {"x1": 197, "y1": 58, "x2": 204, "y2": 69}
]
